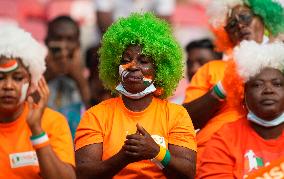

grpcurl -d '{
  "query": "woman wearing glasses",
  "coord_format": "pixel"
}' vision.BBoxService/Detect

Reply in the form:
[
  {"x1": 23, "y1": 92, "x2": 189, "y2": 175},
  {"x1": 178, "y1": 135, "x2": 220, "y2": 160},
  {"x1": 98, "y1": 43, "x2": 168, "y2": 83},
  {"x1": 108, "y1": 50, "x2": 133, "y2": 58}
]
[{"x1": 183, "y1": 0, "x2": 284, "y2": 169}]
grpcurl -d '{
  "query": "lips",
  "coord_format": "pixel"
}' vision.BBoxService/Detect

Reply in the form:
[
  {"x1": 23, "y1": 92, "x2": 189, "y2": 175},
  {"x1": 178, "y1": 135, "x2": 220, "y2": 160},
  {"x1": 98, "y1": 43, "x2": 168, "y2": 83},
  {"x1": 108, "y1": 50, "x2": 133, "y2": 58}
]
[
  {"x1": 0, "y1": 96, "x2": 16, "y2": 103},
  {"x1": 239, "y1": 31, "x2": 251, "y2": 39},
  {"x1": 260, "y1": 99, "x2": 277, "y2": 105}
]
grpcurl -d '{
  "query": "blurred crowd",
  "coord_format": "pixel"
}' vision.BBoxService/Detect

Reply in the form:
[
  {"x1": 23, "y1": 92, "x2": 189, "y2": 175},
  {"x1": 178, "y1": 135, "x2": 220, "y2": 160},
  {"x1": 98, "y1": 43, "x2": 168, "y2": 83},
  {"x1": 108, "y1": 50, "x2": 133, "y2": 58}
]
[{"x1": 0, "y1": 0, "x2": 217, "y2": 136}]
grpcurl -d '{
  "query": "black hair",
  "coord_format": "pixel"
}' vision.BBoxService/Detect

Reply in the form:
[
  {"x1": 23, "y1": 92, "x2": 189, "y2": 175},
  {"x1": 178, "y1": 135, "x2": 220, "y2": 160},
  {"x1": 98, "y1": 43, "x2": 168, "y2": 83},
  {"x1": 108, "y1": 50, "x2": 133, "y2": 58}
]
[
  {"x1": 185, "y1": 38, "x2": 223, "y2": 59},
  {"x1": 46, "y1": 15, "x2": 80, "y2": 38}
]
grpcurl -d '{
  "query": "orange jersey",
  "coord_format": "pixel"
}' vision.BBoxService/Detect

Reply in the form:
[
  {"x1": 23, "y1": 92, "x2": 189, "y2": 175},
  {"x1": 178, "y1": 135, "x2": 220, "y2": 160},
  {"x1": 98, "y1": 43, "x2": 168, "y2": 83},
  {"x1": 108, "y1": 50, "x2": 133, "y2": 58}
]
[
  {"x1": 0, "y1": 103, "x2": 75, "y2": 179},
  {"x1": 183, "y1": 60, "x2": 245, "y2": 166},
  {"x1": 75, "y1": 97, "x2": 196, "y2": 179},
  {"x1": 197, "y1": 118, "x2": 284, "y2": 179}
]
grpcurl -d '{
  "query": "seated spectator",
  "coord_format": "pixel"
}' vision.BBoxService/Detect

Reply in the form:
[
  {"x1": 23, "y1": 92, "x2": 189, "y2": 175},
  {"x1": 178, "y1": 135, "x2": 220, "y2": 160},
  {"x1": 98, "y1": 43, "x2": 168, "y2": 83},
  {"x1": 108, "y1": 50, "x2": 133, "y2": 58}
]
[
  {"x1": 0, "y1": 26, "x2": 75, "y2": 178},
  {"x1": 75, "y1": 13, "x2": 197, "y2": 178},
  {"x1": 85, "y1": 46, "x2": 113, "y2": 106},
  {"x1": 182, "y1": 0, "x2": 284, "y2": 169},
  {"x1": 168, "y1": 38, "x2": 222, "y2": 105},
  {"x1": 197, "y1": 41, "x2": 284, "y2": 178},
  {"x1": 44, "y1": 16, "x2": 91, "y2": 138},
  {"x1": 185, "y1": 38, "x2": 222, "y2": 81}
]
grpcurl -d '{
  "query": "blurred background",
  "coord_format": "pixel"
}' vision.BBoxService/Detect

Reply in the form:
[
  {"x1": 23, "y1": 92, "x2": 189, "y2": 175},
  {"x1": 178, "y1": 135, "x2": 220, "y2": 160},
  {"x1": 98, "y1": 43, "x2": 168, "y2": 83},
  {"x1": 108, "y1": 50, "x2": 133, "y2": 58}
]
[{"x1": 0, "y1": 0, "x2": 219, "y2": 137}]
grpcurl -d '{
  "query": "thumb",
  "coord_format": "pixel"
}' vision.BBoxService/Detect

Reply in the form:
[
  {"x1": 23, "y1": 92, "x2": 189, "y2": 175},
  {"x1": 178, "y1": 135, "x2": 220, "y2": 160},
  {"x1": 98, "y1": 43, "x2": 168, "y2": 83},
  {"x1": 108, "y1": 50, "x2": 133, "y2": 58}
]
[{"x1": 136, "y1": 123, "x2": 149, "y2": 136}]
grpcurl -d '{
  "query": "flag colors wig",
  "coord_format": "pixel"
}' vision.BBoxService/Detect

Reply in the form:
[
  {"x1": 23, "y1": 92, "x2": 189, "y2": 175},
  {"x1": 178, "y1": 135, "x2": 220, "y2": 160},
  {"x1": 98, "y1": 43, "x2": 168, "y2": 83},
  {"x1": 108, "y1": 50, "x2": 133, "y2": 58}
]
[
  {"x1": 98, "y1": 13, "x2": 183, "y2": 98},
  {"x1": 207, "y1": 0, "x2": 284, "y2": 52}
]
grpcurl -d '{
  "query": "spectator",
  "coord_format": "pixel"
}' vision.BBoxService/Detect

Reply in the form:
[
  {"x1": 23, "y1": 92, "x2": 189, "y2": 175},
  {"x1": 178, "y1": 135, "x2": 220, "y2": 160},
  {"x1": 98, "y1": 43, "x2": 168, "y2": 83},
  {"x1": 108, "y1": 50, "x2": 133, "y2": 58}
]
[
  {"x1": 182, "y1": 0, "x2": 284, "y2": 169},
  {"x1": 44, "y1": 16, "x2": 91, "y2": 138},
  {"x1": 75, "y1": 13, "x2": 196, "y2": 178},
  {"x1": 197, "y1": 41, "x2": 284, "y2": 178},
  {"x1": 185, "y1": 39, "x2": 222, "y2": 81},
  {"x1": 0, "y1": 26, "x2": 75, "y2": 179}
]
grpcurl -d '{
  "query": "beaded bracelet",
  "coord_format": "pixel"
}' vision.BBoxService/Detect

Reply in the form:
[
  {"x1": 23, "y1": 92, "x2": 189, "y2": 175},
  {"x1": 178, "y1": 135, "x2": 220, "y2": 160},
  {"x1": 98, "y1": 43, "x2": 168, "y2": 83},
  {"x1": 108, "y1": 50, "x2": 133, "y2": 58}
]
[{"x1": 30, "y1": 131, "x2": 49, "y2": 150}]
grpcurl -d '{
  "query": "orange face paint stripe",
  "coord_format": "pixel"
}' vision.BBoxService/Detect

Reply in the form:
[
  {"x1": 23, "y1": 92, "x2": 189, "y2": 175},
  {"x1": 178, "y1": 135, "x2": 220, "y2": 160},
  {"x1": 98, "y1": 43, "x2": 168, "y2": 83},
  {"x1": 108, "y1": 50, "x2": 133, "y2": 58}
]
[{"x1": 0, "y1": 59, "x2": 18, "y2": 72}]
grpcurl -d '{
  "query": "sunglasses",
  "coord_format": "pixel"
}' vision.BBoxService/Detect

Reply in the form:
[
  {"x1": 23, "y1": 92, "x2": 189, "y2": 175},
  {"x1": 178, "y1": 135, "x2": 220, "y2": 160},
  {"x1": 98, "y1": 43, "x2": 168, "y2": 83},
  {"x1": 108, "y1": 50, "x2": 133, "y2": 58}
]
[{"x1": 225, "y1": 11, "x2": 254, "y2": 31}]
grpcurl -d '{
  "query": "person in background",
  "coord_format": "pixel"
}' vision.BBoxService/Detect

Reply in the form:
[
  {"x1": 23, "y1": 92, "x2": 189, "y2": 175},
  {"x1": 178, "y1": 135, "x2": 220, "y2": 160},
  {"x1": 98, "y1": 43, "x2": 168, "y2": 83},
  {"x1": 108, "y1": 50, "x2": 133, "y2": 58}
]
[
  {"x1": 75, "y1": 13, "x2": 196, "y2": 179},
  {"x1": 44, "y1": 15, "x2": 91, "y2": 138},
  {"x1": 94, "y1": 0, "x2": 176, "y2": 34},
  {"x1": 182, "y1": 0, "x2": 284, "y2": 168},
  {"x1": 185, "y1": 38, "x2": 222, "y2": 81},
  {"x1": 0, "y1": 26, "x2": 75, "y2": 179},
  {"x1": 168, "y1": 38, "x2": 222, "y2": 105},
  {"x1": 197, "y1": 41, "x2": 284, "y2": 179}
]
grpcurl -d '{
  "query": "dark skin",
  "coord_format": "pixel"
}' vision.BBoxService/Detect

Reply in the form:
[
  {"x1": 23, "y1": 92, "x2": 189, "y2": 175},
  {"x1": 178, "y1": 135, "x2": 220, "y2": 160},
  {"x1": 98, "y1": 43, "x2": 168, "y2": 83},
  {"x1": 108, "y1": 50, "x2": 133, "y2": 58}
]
[
  {"x1": 76, "y1": 45, "x2": 196, "y2": 179},
  {"x1": 186, "y1": 48, "x2": 219, "y2": 81},
  {"x1": 0, "y1": 58, "x2": 76, "y2": 179},
  {"x1": 183, "y1": 5, "x2": 265, "y2": 130},
  {"x1": 245, "y1": 68, "x2": 284, "y2": 140},
  {"x1": 44, "y1": 21, "x2": 91, "y2": 107}
]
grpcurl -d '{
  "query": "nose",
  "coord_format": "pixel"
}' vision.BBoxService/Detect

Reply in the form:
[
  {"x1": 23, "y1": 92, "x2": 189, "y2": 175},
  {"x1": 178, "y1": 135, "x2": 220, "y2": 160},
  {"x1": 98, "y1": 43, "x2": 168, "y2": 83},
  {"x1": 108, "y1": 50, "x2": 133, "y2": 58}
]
[
  {"x1": 127, "y1": 60, "x2": 139, "y2": 71},
  {"x1": 3, "y1": 78, "x2": 14, "y2": 90},
  {"x1": 262, "y1": 84, "x2": 274, "y2": 94}
]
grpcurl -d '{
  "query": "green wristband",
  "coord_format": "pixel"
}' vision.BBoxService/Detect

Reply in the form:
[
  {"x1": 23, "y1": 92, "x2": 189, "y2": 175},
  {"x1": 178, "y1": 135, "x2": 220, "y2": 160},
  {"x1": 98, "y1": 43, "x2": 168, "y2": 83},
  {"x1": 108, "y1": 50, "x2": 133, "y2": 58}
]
[
  {"x1": 30, "y1": 131, "x2": 46, "y2": 140},
  {"x1": 213, "y1": 85, "x2": 226, "y2": 99},
  {"x1": 161, "y1": 150, "x2": 171, "y2": 167}
]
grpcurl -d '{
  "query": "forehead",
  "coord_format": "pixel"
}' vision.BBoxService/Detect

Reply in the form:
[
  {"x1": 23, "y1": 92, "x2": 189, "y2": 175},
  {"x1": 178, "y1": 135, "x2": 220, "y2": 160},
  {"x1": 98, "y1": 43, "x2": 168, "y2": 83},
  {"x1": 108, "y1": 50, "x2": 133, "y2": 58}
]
[
  {"x1": 250, "y1": 68, "x2": 284, "y2": 81},
  {"x1": 49, "y1": 22, "x2": 78, "y2": 38},
  {"x1": 123, "y1": 45, "x2": 142, "y2": 55},
  {"x1": 0, "y1": 58, "x2": 28, "y2": 74},
  {"x1": 228, "y1": 5, "x2": 252, "y2": 18}
]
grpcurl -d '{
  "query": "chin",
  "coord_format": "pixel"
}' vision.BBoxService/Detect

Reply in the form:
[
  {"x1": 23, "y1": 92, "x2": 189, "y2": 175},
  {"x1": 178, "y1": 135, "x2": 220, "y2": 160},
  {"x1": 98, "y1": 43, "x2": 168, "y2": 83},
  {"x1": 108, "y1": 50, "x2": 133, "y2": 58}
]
[{"x1": 0, "y1": 104, "x2": 19, "y2": 113}]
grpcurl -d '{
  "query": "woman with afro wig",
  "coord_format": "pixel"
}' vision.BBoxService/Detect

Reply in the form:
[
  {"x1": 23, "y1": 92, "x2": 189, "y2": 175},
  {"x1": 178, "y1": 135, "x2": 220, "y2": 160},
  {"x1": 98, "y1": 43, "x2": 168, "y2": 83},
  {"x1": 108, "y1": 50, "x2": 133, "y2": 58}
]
[
  {"x1": 74, "y1": 12, "x2": 197, "y2": 179},
  {"x1": 182, "y1": 0, "x2": 284, "y2": 169}
]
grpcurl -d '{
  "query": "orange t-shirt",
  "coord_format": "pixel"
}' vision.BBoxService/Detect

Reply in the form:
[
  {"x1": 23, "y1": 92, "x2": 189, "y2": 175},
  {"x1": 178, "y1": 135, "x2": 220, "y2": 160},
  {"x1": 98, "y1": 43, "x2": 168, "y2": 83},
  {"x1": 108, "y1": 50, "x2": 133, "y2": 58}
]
[
  {"x1": 183, "y1": 60, "x2": 245, "y2": 165},
  {"x1": 0, "y1": 103, "x2": 75, "y2": 179},
  {"x1": 197, "y1": 118, "x2": 284, "y2": 179},
  {"x1": 75, "y1": 97, "x2": 197, "y2": 179}
]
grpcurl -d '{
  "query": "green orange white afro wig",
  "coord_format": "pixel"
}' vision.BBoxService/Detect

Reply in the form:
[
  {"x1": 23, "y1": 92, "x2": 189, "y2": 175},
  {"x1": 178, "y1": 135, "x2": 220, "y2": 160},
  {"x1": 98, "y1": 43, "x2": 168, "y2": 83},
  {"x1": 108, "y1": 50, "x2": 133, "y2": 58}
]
[
  {"x1": 98, "y1": 12, "x2": 183, "y2": 98},
  {"x1": 207, "y1": 0, "x2": 284, "y2": 52}
]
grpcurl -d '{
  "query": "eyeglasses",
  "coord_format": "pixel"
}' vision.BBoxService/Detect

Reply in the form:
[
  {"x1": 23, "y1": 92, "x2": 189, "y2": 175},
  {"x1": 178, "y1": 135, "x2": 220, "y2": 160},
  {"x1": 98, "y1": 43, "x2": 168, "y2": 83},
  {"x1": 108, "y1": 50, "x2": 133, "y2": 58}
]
[{"x1": 225, "y1": 11, "x2": 254, "y2": 31}]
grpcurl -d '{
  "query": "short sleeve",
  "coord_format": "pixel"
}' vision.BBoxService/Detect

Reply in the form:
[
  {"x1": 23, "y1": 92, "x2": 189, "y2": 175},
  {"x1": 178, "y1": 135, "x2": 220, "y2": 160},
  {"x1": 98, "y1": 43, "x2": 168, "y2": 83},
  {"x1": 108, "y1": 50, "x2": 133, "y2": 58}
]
[
  {"x1": 74, "y1": 110, "x2": 104, "y2": 151},
  {"x1": 197, "y1": 129, "x2": 235, "y2": 179},
  {"x1": 43, "y1": 109, "x2": 75, "y2": 166},
  {"x1": 94, "y1": 0, "x2": 113, "y2": 12},
  {"x1": 183, "y1": 62, "x2": 212, "y2": 103},
  {"x1": 168, "y1": 107, "x2": 197, "y2": 151},
  {"x1": 155, "y1": 0, "x2": 175, "y2": 16}
]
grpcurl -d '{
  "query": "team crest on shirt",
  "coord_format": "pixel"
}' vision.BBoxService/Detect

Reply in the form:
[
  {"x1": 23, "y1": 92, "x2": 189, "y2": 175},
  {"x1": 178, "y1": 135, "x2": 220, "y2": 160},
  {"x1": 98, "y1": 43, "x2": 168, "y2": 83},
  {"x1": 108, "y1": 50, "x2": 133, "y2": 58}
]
[
  {"x1": 151, "y1": 135, "x2": 166, "y2": 148},
  {"x1": 9, "y1": 151, "x2": 39, "y2": 168}
]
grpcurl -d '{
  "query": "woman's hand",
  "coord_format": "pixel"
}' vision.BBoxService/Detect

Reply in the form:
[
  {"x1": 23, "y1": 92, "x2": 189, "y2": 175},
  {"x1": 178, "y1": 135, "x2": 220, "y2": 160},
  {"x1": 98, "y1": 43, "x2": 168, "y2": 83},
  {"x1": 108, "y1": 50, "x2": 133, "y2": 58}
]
[
  {"x1": 26, "y1": 77, "x2": 50, "y2": 135},
  {"x1": 122, "y1": 123, "x2": 160, "y2": 162}
]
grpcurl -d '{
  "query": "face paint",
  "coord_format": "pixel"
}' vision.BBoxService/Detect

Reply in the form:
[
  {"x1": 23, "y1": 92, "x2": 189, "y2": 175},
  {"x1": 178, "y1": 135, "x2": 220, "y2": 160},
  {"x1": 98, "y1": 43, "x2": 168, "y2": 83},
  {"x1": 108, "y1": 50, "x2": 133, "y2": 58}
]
[
  {"x1": 0, "y1": 59, "x2": 19, "y2": 73},
  {"x1": 143, "y1": 76, "x2": 153, "y2": 86},
  {"x1": 119, "y1": 65, "x2": 130, "y2": 82},
  {"x1": 18, "y1": 83, "x2": 29, "y2": 104}
]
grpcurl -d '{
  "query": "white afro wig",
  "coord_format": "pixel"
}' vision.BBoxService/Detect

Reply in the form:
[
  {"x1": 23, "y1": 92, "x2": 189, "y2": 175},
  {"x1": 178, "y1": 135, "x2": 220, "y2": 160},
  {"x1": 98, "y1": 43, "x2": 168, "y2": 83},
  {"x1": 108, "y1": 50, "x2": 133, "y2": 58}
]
[
  {"x1": 0, "y1": 25, "x2": 46, "y2": 84},
  {"x1": 207, "y1": 0, "x2": 243, "y2": 28},
  {"x1": 233, "y1": 40, "x2": 284, "y2": 82}
]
